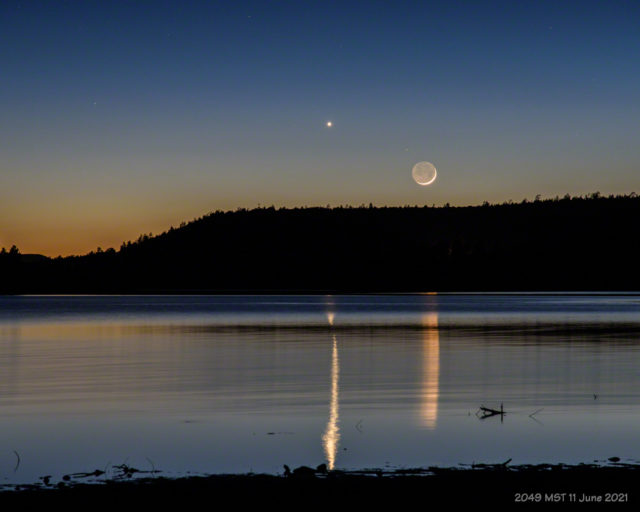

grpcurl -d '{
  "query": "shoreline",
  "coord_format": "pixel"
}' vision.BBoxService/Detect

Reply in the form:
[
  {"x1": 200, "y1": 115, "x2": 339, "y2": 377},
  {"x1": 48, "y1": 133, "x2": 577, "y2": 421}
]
[{"x1": 2, "y1": 463, "x2": 639, "y2": 506}]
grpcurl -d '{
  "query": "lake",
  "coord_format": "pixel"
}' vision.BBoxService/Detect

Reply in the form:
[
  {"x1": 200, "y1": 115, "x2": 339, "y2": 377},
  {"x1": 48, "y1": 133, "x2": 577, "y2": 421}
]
[{"x1": 1, "y1": 294, "x2": 640, "y2": 485}]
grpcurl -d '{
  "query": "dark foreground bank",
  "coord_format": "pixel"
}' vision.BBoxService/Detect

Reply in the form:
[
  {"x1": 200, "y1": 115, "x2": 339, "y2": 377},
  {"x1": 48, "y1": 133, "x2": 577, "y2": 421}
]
[{"x1": 2, "y1": 464, "x2": 639, "y2": 507}]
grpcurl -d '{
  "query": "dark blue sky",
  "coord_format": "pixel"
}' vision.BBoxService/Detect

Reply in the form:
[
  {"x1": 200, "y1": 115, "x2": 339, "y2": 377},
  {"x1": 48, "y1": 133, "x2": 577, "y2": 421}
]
[{"x1": 2, "y1": 1, "x2": 639, "y2": 255}]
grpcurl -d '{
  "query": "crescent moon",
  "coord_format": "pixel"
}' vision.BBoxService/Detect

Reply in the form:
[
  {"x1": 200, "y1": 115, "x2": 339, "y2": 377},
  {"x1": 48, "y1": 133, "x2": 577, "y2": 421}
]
[{"x1": 412, "y1": 161, "x2": 437, "y2": 186}]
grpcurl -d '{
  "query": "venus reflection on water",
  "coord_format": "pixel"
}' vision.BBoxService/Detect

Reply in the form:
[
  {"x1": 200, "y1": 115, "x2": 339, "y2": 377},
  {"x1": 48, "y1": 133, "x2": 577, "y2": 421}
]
[
  {"x1": 322, "y1": 311, "x2": 340, "y2": 470},
  {"x1": 420, "y1": 312, "x2": 439, "y2": 429}
]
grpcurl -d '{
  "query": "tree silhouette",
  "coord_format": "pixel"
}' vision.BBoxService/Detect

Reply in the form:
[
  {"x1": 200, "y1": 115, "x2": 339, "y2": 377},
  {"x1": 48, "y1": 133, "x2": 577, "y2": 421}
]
[{"x1": 1, "y1": 193, "x2": 639, "y2": 293}]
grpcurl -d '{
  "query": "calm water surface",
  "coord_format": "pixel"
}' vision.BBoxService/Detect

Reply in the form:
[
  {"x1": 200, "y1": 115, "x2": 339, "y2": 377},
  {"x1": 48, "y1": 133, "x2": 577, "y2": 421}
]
[{"x1": 1, "y1": 294, "x2": 640, "y2": 485}]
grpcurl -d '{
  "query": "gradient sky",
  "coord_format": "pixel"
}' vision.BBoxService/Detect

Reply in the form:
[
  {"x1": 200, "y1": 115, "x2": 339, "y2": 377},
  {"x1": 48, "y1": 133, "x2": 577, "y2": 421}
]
[{"x1": 2, "y1": 0, "x2": 639, "y2": 256}]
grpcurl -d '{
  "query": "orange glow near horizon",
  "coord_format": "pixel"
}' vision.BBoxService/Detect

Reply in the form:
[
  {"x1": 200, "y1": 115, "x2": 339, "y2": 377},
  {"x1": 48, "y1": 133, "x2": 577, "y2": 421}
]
[
  {"x1": 0, "y1": 202, "x2": 212, "y2": 257},
  {"x1": 0, "y1": 178, "x2": 230, "y2": 256}
]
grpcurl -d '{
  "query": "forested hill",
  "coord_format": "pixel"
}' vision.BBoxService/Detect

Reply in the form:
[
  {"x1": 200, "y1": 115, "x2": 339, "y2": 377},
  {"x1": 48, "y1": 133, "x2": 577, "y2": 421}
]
[{"x1": 2, "y1": 194, "x2": 639, "y2": 293}]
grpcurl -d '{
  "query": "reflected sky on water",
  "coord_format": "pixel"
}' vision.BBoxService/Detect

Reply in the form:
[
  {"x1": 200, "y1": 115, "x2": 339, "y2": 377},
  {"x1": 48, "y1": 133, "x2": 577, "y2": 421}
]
[{"x1": 1, "y1": 294, "x2": 640, "y2": 485}]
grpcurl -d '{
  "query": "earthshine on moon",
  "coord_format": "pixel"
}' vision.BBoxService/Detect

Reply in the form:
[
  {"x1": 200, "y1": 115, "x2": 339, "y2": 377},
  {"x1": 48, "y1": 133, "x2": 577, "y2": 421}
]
[{"x1": 412, "y1": 161, "x2": 437, "y2": 186}]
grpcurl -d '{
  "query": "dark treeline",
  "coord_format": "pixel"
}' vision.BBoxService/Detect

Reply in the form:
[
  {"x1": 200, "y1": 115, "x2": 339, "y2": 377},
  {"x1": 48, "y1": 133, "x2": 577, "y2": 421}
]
[{"x1": 2, "y1": 193, "x2": 639, "y2": 293}]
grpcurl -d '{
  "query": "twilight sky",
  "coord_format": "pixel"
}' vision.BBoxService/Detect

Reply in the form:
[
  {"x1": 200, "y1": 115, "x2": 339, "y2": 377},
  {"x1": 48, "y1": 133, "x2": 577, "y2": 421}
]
[{"x1": 1, "y1": 0, "x2": 639, "y2": 256}]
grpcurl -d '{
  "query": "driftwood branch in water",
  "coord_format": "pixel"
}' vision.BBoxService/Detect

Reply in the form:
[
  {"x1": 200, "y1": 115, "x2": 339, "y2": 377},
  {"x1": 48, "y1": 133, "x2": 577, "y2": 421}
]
[{"x1": 476, "y1": 403, "x2": 507, "y2": 420}]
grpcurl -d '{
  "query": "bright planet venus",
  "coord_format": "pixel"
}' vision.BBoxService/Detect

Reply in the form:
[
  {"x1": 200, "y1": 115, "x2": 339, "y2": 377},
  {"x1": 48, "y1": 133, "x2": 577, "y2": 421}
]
[{"x1": 412, "y1": 161, "x2": 437, "y2": 186}]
